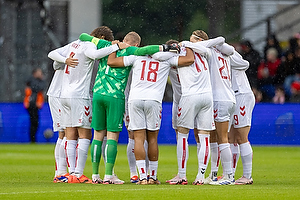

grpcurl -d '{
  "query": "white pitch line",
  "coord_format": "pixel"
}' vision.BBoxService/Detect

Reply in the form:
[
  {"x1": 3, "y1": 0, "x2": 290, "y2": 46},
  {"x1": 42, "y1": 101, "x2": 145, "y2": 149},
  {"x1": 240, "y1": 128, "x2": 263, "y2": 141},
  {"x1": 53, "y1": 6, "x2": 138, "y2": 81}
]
[{"x1": 0, "y1": 187, "x2": 196, "y2": 195}]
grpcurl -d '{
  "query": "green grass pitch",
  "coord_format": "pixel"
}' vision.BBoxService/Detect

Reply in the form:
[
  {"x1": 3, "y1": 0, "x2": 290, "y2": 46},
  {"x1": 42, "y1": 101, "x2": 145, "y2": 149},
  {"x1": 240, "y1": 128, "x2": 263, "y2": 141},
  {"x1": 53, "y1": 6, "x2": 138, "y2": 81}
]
[{"x1": 0, "y1": 144, "x2": 299, "y2": 200}]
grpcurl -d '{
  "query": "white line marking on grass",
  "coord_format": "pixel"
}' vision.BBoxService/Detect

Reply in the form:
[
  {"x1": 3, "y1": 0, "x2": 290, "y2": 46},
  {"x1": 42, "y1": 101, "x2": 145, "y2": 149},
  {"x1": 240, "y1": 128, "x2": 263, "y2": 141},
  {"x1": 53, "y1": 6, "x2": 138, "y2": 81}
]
[{"x1": 0, "y1": 187, "x2": 196, "y2": 195}]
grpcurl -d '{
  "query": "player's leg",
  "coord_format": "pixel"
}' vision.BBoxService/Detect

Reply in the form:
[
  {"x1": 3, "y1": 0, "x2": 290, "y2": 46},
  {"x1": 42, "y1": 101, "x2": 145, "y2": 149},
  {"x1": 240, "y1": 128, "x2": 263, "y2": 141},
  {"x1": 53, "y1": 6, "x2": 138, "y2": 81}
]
[
  {"x1": 134, "y1": 129, "x2": 148, "y2": 184},
  {"x1": 65, "y1": 127, "x2": 79, "y2": 183},
  {"x1": 203, "y1": 129, "x2": 219, "y2": 184},
  {"x1": 194, "y1": 130, "x2": 210, "y2": 185},
  {"x1": 146, "y1": 129, "x2": 160, "y2": 185},
  {"x1": 74, "y1": 127, "x2": 92, "y2": 183},
  {"x1": 209, "y1": 101, "x2": 235, "y2": 185},
  {"x1": 235, "y1": 126, "x2": 253, "y2": 185},
  {"x1": 169, "y1": 126, "x2": 189, "y2": 185},
  {"x1": 126, "y1": 128, "x2": 138, "y2": 183},
  {"x1": 229, "y1": 126, "x2": 240, "y2": 178},
  {"x1": 90, "y1": 130, "x2": 106, "y2": 184}
]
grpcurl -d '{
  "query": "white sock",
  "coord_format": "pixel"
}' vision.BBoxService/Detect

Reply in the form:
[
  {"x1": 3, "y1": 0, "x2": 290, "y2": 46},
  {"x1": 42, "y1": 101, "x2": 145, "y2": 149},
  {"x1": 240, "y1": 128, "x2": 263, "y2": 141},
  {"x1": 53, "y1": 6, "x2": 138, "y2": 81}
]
[
  {"x1": 149, "y1": 161, "x2": 158, "y2": 180},
  {"x1": 210, "y1": 142, "x2": 219, "y2": 177},
  {"x1": 54, "y1": 138, "x2": 62, "y2": 176},
  {"x1": 144, "y1": 140, "x2": 149, "y2": 175},
  {"x1": 57, "y1": 137, "x2": 67, "y2": 175},
  {"x1": 197, "y1": 134, "x2": 210, "y2": 180},
  {"x1": 230, "y1": 143, "x2": 240, "y2": 176},
  {"x1": 127, "y1": 138, "x2": 137, "y2": 177},
  {"x1": 177, "y1": 132, "x2": 189, "y2": 178},
  {"x1": 240, "y1": 142, "x2": 253, "y2": 179},
  {"x1": 219, "y1": 143, "x2": 233, "y2": 176},
  {"x1": 75, "y1": 138, "x2": 90, "y2": 177},
  {"x1": 65, "y1": 139, "x2": 77, "y2": 174},
  {"x1": 136, "y1": 160, "x2": 147, "y2": 180}
]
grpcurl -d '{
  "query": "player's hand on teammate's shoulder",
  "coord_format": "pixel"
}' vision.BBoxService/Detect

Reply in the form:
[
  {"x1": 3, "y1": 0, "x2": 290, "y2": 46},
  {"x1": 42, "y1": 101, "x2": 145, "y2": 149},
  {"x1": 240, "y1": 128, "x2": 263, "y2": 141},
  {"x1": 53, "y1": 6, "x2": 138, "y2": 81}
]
[
  {"x1": 111, "y1": 40, "x2": 120, "y2": 45},
  {"x1": 65, "y1": 55, "x2": 79, "y2": 68},
  {"x1": 117, "y1": 42, "x2": 130, "y2": 49}
]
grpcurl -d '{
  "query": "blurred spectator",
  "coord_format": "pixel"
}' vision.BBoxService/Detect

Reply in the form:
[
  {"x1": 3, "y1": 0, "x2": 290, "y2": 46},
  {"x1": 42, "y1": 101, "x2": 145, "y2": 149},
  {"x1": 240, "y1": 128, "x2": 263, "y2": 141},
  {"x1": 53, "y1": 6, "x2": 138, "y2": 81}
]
[
  {"x1": 272, "y1": 86, "x2": 285, "y2": 104},
  {"x1": 240, "y1": 40, "x2": 261, "y2": 89},
  {"x1": 283, "y1": 47, "x2": 300, "y2": 97},
  {"x1": 290, "y1": 81, "x2": 300, "y2": 103},
  {"x1": 257, "y1": 48, "x2": 281, "y2": 101},
  {"x1": 23, "y1": 68, "x2": 46, "y2": 143},
  {"x1": 263, "y1": 34, "x2": 282, "y2": 61},
  {"x1": 274, "y1": 50, "x2": 297, "y2": 86}
]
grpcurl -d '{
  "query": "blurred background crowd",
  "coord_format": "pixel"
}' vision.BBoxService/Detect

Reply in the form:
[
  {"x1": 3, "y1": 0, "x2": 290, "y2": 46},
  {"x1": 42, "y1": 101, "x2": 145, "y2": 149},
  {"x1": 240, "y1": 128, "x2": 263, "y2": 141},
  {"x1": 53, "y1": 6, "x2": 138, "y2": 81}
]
[{"x1": 237, "y1": 32, "x2": 300, "y2": 103}]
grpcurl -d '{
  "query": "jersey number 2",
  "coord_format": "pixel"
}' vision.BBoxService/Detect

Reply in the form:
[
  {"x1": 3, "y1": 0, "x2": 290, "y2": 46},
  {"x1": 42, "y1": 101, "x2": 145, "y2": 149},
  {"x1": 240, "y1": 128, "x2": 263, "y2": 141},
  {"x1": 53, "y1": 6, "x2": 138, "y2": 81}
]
[
  {"x1": 65, "y1": 52, "x2": 75, "y2": 74},
  {"x1": 140, "y1": 60, "x2": 159, "y2": 82}
]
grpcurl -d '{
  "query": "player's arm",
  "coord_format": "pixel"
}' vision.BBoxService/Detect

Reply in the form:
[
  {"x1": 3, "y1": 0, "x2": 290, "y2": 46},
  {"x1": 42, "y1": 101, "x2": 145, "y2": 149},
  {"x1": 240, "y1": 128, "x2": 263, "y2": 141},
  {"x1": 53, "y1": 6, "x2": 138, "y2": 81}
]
[
  {"x1": 84, "y1": 41, "x2": 129, "y2": 60},
  {"x1": 200, "y1": 36, "x2": 225, "y2": 48},
  {"x1": 177, "y1": 47, "x2": 194, "y2": 66},
  {"x1": 48, "y1": 45, "x2": 78, "y2": 67},
  {"x1": 79, "y1": 33, "x2": 112, "y2": 49},
  {"x1": 230, "y1": 50, "x2": 249, "y2": 70},
  {"x1": 181, "y1": 41, "x2": 208, "y2": 55},
  {"x1": 215, "y1": 43, "x2": 235, "y2": 56},
  {"x1": 107, "y1": 52, "x2": 126, "y2": 67}
]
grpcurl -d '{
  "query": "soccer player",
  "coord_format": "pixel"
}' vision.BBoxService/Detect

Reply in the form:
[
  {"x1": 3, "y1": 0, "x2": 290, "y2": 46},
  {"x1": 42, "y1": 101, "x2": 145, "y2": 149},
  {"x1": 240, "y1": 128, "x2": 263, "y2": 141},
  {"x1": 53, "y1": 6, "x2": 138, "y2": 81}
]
[
  {"x1": 165, "y1": 34, "x2": 227, "y2": 185},
  {"x1": 229, "y1": 50, "x2": 254, "y2": 185},
  {"x1": 49, "y1": 61, "x2": 76, "y2": 183},
  {"x1": 124, "y1": 71, "x2": 150, "y2": 183},
  {"x1": 48, "y1": 26, "x2": 129, "y2": 184},
  {"x1": 192, "y1": 31, "x2": 236, "y2": 185},
  {"x1": 80, "y1": 31, "x2": 180, "y2": 184},
  {"x1": 107, "y1": 41, "x2": 193, "y2": 185}
]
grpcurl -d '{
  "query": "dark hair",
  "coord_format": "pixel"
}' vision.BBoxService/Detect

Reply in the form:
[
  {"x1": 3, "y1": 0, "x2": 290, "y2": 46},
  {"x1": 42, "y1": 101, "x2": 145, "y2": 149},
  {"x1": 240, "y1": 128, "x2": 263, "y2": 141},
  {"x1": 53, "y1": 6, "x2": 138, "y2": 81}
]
[
  {"x1": 90, "y1": 26, "x2": 114, "y2": 41},
  {"x1": 165, "y1": 39, "x2": 179, "y2": 45},
  {"x1": 240, "y1": 40, "x2": 252, "y2": 49}
]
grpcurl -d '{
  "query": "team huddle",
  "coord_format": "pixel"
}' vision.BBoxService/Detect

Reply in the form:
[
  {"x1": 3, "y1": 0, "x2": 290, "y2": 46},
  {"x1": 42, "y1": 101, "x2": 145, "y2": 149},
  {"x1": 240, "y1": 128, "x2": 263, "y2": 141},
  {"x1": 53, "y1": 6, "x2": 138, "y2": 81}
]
[{"x1": 48, "y1": 26, "x2": 254, "y2": 185}]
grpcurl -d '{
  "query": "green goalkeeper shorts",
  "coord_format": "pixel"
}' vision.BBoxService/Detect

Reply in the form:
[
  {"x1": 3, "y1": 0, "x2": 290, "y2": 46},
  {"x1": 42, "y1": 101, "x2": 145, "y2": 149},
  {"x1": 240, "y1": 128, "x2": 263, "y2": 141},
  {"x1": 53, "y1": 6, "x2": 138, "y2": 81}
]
[{"x1": 91, "y1": 93, "x2": 125, "y2": 132}]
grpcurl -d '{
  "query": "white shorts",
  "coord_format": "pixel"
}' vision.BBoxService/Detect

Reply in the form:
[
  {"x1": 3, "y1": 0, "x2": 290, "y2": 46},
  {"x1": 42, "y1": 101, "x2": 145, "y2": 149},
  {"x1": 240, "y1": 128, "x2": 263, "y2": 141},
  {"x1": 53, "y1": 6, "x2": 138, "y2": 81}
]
[
  {"x1": 48, "y1": 96, "x2": 64, "y2": 132},
  {"x1": 230, "y1": 93, "x2": 255, "y2": 128},
  {"x1": 177, "y1": 93, "x2": 215, "y2": 130},
  {"x1": 172, "y1": 101, "x2": 178, "y2": 130},
  {"x1": 60, "y1": 98, "x2": 92, "y2": 129},
  {"x1": 213, "y1": 101, "x2": 235, "y2": 123},
  {"x1": 128, "y1": 100, "x2": 162, "y2": 131}
]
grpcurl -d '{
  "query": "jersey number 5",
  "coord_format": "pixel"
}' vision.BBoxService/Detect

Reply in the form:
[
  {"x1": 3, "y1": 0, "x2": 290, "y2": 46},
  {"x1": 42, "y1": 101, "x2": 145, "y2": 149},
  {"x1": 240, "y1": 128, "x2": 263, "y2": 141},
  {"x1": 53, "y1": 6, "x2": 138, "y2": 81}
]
[
  {"x1": 140, "y1": 60, "x2": 159, "y2": 82},
  {"x1": 65, "y1": 52, "x2": 75, "y2": 74}
]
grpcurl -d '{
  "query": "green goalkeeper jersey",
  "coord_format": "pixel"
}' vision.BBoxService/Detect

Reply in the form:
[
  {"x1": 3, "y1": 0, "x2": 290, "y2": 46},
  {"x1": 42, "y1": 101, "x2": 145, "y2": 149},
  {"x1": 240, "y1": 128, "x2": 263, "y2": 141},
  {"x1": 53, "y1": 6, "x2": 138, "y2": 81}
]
[{"x1": 79, "y1": 33, "x2": 160, "y2": 99}]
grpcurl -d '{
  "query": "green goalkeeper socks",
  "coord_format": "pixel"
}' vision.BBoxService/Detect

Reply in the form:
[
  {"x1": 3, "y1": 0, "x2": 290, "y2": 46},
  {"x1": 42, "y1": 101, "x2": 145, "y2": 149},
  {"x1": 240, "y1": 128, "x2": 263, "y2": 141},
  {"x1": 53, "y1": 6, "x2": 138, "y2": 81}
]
[
  {"x1": 105, "y1": 139, "x2": 118, "y2": 175},
  {"x1": 91, "y1": 139, "x2": 103, "y2": 175}
]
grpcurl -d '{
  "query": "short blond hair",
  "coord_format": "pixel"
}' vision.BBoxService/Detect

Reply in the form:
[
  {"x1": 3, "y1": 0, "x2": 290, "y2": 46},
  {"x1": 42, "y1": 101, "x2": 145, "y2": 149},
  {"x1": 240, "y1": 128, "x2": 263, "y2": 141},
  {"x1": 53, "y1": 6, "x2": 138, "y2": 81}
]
[
  {"x1": 123, "y1": 32, "x2": 141, "y2": 46},
  {"x1": 192, "y1": 30, "x2": 209, "y2": 40}
]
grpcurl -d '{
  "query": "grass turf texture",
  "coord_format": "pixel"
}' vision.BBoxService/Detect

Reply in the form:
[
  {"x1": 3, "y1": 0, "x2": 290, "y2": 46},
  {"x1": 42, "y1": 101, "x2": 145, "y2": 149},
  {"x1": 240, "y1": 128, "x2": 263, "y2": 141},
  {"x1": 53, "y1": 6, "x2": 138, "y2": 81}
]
[{"x1": 0, "y1": 144, "x2": 299, "y2": 200}]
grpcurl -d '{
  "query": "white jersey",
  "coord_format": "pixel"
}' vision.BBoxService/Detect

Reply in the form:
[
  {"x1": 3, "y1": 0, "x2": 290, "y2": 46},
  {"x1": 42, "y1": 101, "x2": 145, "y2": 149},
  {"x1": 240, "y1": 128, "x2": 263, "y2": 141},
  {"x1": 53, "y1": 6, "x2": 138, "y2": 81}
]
[
  {"x1": 47, "y1": 68, "x2": 64, "y2": 98},
  {"x1": 169, "y1": 66, "x2": 182, "y2": 104},
  {"x1": 48, "y1": 39, "x2": 119, "y2": 99},
  {"x1": 230, "y1": 51, "x2": 252, "y2": 95},
  {"x1": 179, "y1": 42, "x2": 212, "y2": 96},
  {"x1": 124, "y1": 55, "x2": 177, "y2": 103},
  {"x1": 208, "y1": 47, "x2": 235, "y2": 103}
]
